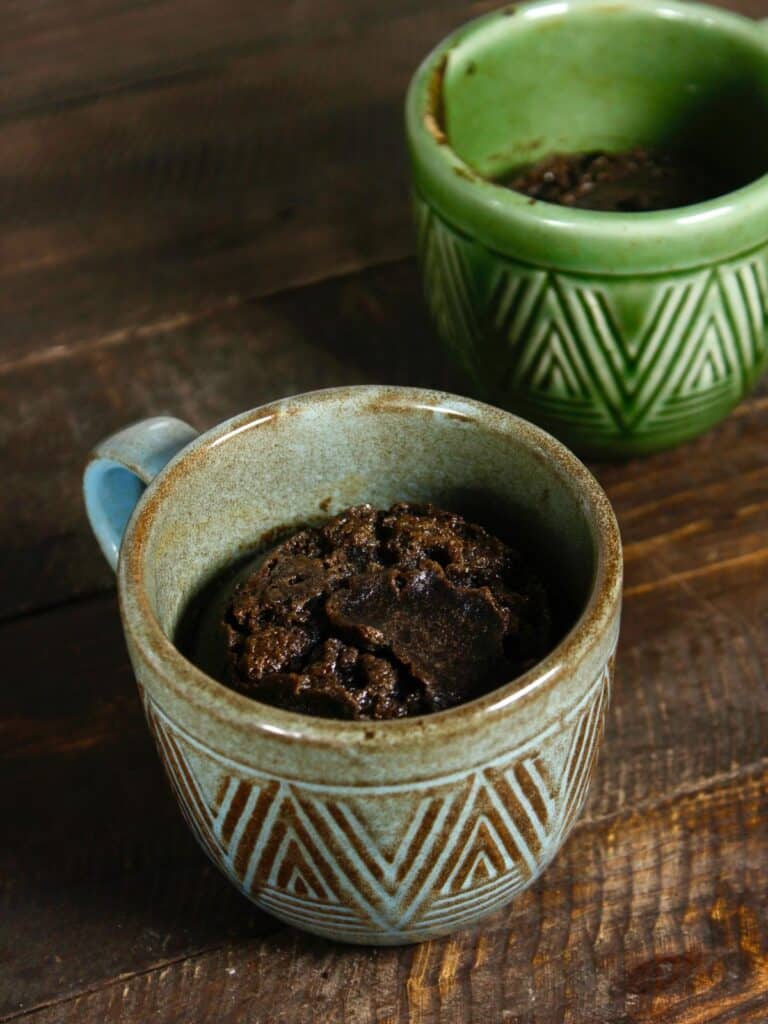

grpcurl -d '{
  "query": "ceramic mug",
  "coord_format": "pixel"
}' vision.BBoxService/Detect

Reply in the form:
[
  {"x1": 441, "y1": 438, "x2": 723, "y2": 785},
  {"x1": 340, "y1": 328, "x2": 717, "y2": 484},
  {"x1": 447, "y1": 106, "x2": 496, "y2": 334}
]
[
  {"x1": 83, "y1": 386, "x2": 622, "y2": 944},
  {"x1": 406, "y1": 0, "x2": 768, "y2": 457}
]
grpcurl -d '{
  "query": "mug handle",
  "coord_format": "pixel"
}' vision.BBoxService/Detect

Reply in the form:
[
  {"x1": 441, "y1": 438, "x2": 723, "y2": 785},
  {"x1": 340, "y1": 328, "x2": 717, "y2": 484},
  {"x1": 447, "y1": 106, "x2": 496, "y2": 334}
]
[{"x1": 83, "y1": 417, "x2": 199, "y2": 571}]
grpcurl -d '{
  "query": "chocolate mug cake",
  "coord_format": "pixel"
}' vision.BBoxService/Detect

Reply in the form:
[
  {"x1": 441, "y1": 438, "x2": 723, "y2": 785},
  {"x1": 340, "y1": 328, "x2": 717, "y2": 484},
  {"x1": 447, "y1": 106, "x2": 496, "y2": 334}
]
[
  {"x1": 218, "y1": 503, "x2": 554, "y2": 720},
  {"x1": 503, "y1": 146, "x2": 740, "y2": 212}
]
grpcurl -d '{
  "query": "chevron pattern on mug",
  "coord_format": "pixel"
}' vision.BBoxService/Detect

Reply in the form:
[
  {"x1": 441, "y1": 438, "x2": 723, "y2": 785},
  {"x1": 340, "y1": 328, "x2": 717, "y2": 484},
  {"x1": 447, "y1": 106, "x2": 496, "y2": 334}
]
[
  {"x1": 141, "y1": 658, "x2": 612, "y2": 944},
  {"x1": 415, "y1": 197, "x2": 768, "y2": 455}
]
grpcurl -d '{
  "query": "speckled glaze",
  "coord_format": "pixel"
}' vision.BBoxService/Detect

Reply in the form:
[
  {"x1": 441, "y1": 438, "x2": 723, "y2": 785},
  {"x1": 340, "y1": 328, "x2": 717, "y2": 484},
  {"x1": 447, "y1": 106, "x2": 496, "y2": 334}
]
[
  {"x1": 83, "y1": 386, "x2": 622, "y2": 945},
  {"x1": 406, "y1": 0, "x2": 768, "y2": 456}
]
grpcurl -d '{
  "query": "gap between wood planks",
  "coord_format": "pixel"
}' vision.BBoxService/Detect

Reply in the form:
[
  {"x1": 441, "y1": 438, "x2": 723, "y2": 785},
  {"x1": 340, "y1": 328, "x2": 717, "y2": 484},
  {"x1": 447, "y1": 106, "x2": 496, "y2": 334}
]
[
  {"x1": 611, "y1": 465, "x2": 768, "y2": 522},
  {"x1": 4, "y1": 756, "x2": 767, "y2": 1024},
  {"x1": 0, "y1": 255, "x2": 409, "y2": 378},
  {"x1": 0, "y1": 946, "x2": 225, "y2": 1024},
  {"x1": 623, "y1": 546, "x2": 768, "y2": 598}
]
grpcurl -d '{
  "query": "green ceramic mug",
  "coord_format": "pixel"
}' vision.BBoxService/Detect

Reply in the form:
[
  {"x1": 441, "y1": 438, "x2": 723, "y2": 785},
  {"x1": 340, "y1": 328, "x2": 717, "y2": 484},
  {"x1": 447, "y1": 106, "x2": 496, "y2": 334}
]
[{"x1": 406, "y1": 0, "x2": 768, "y2": 457}]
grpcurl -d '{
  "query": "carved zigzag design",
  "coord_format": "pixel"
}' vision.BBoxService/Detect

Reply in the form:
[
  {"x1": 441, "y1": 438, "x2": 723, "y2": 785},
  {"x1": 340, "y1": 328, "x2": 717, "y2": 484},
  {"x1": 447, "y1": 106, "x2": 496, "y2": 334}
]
[
  {"x1": 415, "y1": 198, "x2": 768, "y2": 444},
  {"x1": 141, "y1": 659, "x2": 612, "y2": 941}
]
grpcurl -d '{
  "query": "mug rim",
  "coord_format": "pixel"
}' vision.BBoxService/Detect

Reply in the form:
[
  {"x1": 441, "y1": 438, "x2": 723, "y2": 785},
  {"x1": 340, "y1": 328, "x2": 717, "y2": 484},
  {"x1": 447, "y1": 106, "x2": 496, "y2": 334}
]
[
  {"x1": 118, "y1": 385, "x2": 623, "y2": 748},
  {"x1": 405, "y1": 0, "x2": 768, "y2": 274}
]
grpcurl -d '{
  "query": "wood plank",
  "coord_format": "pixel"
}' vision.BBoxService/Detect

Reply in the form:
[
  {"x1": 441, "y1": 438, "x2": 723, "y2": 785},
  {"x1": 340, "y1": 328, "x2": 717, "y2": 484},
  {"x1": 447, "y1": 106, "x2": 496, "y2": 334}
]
[
  {"x1": 1, "y1": 499, "x2": 765, "y2": 1014},
  {"x1": 7, "y1": 764, "x2": 768, "y2": 1023},
  {"x1": 3, "y1": 250, "x2": 768, "y2": 621},
  {"x1": 4, "y1": 0, "x2": 766, "y2": 363},
  {"x1": 0, "y1": 595, "x2": 277, "y2": 1019},
  {"x1": 3, "y1": 0, "x2": 485, "y2": 116},
  {"x1": 1, "y1": 0, "x2": 498, "y2": 364},
  {"x1": 0, "y1": 260, "x2": 462, "y2": 619},
  {"x1": 3, "y1": 3, "x2": 768, "y2": 1017}
]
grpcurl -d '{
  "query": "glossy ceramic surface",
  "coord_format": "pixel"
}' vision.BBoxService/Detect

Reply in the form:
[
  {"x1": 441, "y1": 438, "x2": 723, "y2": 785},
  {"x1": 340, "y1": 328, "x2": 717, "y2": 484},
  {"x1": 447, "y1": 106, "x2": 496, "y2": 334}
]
[
  {"x1": 83, "y1": 386, "x2": 622, "y2": 944},
  {"x1": 406, "y1": 0, "x2": 768, "y2": 456}
]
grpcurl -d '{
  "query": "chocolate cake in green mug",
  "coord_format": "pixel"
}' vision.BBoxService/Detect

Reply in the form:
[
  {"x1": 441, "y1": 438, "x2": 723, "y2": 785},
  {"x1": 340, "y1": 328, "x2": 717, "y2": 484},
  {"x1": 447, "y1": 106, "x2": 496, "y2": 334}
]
[{"x1": 406, "y1": 0, "x2": 768, "y2": 456}]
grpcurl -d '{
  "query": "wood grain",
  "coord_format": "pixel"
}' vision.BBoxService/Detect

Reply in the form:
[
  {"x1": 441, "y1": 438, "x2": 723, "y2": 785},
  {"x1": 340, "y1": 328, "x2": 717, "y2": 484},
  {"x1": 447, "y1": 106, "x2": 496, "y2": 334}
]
[
  {"x1": 3, "y1": 0, "x2": 768, "y2": 1018},
  {"x1": 5, "y1": 0, "x2": 765, "y2": 367},
  {"x1": 1, "y1": 0, "x2": 499, "y2": 367},
  {"x1": 7, "y1": 766, "x2": 768, "y2": 1023},
  {"x1": 3, "y1": 250, "x2": 768, "y2": 621},
  {"x1": 1, "y1": 456, "x2": 766, "y2": 1015},
  {"x1": 0, "y1": 261, "x2": 461, "y2": 619},
  {"x1": 2, "y1": 259, "x2": 767, "y2": 1020},
  {"x1": 0, "y1": 595, "x2": 277, "y2": 1018}
]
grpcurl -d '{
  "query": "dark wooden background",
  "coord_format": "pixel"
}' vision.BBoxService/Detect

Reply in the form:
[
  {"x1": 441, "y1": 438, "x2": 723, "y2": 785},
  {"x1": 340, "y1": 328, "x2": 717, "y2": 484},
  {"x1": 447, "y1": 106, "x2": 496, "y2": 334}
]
[{"x1": 2, "y1": 1, "x2": 768, "y2": 1021}]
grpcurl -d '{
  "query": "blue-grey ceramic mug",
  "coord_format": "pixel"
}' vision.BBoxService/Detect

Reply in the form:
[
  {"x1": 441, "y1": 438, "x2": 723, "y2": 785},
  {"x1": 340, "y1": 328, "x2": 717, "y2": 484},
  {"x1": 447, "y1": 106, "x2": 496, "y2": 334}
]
[{"x1": 84, "y1": 385, "x2": 622, "y2": 944}]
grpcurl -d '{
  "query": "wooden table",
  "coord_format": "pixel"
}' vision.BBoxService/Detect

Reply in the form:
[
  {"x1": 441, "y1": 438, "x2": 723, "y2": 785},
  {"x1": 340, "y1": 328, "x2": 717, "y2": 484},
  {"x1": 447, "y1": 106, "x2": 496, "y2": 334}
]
[{"x1": 3, "y1": 1, "x2": 768, "y2": 1020}]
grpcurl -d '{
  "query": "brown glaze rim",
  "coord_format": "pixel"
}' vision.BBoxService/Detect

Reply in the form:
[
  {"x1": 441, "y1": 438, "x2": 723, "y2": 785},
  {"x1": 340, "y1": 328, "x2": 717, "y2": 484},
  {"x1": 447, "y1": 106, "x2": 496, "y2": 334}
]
[{"x1": 118, "y1": 386, "x2": 623, "y2": 749}]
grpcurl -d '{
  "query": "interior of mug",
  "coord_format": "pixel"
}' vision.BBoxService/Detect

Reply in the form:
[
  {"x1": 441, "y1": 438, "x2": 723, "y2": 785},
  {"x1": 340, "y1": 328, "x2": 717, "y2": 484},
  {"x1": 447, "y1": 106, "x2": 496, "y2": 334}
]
[
  {"x1": 133, "y1": 391, "x2": 603, "y2": 669},
  {"x1": 442, "y1": 1, "x2": 768, "y2": 188}
]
